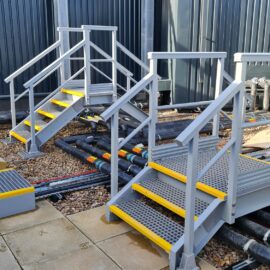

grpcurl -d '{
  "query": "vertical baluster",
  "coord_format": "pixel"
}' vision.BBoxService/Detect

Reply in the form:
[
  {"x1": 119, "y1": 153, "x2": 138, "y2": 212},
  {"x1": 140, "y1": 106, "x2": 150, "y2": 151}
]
[
  {"x1": 180, "y1": 133, "x2": 199, "y2": 270},
  {"x1": 83, "y1": 27, "x2": 91, "y2": 105},
  {"x1": 148, "y1": 58, "x2": 158, "y2": 162},
  {"x1": 226, "y1": 61, "x2": 247, "y2": 223},
  {"x1": 212, "y1": 58, "x2": 225, "y2": 136},
  {"x1": 111, "y1": 30, "x2": 118, "y2": 197},
  {"x1": 10, "y1": 80, "x2": 16, "y2": 129}
]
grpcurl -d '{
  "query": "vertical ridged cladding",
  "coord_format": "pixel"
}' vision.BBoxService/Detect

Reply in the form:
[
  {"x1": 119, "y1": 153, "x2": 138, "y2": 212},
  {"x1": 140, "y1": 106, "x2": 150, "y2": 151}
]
[
  {"x1": 0, "y1": 0, "x2": 56, "y2": 99},
  {"x1": 155, "y1": 0, "x2": 270, "y2": 104},
  {"x1": 68, "y1": 0, "x2": 142, "y2": 84},
  {"x1": 0, "y1": 170, "x2": 31, "y2": 193}
]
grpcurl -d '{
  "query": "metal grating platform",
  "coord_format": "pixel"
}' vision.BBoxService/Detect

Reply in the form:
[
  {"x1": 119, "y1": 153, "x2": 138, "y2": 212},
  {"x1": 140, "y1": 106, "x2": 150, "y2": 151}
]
[
  {"x1": 116, "y1": 199, "x2": 184, "y2": 244},
  {"x1": 155, "y1": 150, "x2": 269, "y2": 193},
  {"x1": 137, "y1": 178, "x2": 209, "y2": 216},
  {"x1": 0, "y1": 169, "x2": 32, "y2": 193}
]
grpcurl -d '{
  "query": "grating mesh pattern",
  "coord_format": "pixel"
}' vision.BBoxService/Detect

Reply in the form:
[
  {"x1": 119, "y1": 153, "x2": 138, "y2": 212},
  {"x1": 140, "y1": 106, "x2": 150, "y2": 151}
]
[
  {"x1": 116, "y1": 200, "x2": 184, "y2": 244},
  {"x1": 139, "y1": 178, "x2": 209, "y2": 216},
  {"x1": 0, "y1": 170, "x2": 31, "y2": 193},
  {"x1": 156, "y1": 150, "x2": 269, "y2": 193}
]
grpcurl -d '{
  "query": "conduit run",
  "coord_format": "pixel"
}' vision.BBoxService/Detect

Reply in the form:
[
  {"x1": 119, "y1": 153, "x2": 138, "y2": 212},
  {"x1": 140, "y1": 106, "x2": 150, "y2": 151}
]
[
  {"x1": 76, "y1": 140, "x2": 142, "y2": 176},
  {"x1": 250, "y1": 210, "x2": 270, "y2": 227},
  {"x1": 218, "y1": 226, "x2": 270, "y2": 265},
  {"x1": 55, "y1": 139, "x2": 132, "y2": 183},
  {"x1": 236, "y1": 217, "x2": 270, "y2": 245}
]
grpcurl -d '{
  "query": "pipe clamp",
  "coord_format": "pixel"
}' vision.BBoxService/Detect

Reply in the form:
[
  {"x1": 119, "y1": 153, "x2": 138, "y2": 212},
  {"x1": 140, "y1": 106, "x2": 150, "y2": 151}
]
[
  {"x1": 243, "y1": 239, "x2": 256, "y2": 252},
  {"x1": 263, "y1": 229, "x2": 270, "y2": 244}
]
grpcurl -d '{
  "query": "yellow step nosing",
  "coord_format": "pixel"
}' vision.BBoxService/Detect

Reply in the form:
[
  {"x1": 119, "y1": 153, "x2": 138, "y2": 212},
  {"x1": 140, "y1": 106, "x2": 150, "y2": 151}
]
[
  {"x1": 10, "y1": 131, "x2": 27, "y2": 144},
  {"x1": 132, "y1": 183, "x2": 198, "y2": 221},
  {"x1": 24, "y1": 120, "x2": 43, "y2": 131},
  {"x1": 51, "y1": 99, "x2": 70, "y2": 108},
  {"x1": 61, "y1": 88, "x2": 85, "y2": 97},
  {"x1": 0, "y1": 186, "x2": 35, "y2": 200},
  {"x1": 37, "y1": 109, "x2": 56, "y2": 119},
  {"x1": 148, "y1": 162, "x2": 227, "y2": 200},
  {"x1": 0, "y1": 168, "x2": 13, "y2": 173},
  {"x1": 110, "y1": 205, "x2": 172, "y2": 252},
  {"x1": 240, "y1": 153, "x2": 270, "y2": 165}
]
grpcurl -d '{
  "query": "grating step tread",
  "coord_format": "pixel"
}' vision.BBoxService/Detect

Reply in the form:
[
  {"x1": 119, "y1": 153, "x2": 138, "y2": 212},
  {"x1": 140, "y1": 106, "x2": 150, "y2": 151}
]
[
  {"x1": 136, "y1": 178, "x2": 209, "y2": 217},
  {"x1": 37, "y1": 109, "x2": 62, "y2": 119},
  {"x1": 0, "y1": 169, "x2": 31, "y2": 193},
  {"x1": 155, "y1": 149, "x2": 269, "y2": 194},
  {"x1": 51, "y1": 99, "x2": 74, "y2": 108},
  {"x1": 24, "y1": 119, "x2": 48, "y2": 131},
  {"x1": 115, "y1": 199, "x2": 184, "y2": 245},
  {"x1": 10, "y1": 130, "x2": 31, "y2": 143}
]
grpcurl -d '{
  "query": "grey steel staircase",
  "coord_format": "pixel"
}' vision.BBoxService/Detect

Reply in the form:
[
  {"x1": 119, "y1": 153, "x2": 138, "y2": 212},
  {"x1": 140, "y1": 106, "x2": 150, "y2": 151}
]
[
  {"x1": 4, "y1": 25, "x2": 150, "y2": 158},
  {"x1": 101, "y1": 52, "x2": 270, "y2": 269}
]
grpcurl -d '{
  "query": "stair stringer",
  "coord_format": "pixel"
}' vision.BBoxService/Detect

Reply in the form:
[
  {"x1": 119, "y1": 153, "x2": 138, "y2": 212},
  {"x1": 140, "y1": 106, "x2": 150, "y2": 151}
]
[
  {"x1": 169, "y1": 198, "x2": 225, "y2": 270},
  {"x1": 106, "y1": 166, "x2": 154, "y2": 222},
  {"x1": 34, "y1": 98, "x2": 85, "y2": 148}
]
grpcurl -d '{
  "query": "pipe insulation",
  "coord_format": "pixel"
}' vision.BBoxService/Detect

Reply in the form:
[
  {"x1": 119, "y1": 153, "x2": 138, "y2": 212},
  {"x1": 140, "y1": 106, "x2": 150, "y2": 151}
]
[
  {"x1": 218, "y1": 226, "x2": 270, "y2": 265},
  {"x1": 236, "y1": 217, "x2": 270, "y2": 245},
  {"x1": 250, "y1": 210, "x2": 270, "y2": 227},
  {"x1": 55, "y1": 139, "x2": 132, "y2": 183},
  {"x1": 76, "y1": 140, "x2": 142, "y2": 176}
]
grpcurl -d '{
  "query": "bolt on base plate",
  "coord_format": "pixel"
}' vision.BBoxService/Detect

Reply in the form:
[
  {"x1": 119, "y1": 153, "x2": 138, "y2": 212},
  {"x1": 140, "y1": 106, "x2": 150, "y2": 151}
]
[{"x1": 18, "y1": 150, "x2": 44, "y2": 160}]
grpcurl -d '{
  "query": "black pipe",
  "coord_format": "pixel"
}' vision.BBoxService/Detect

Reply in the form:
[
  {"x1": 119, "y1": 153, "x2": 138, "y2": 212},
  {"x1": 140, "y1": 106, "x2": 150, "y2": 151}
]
[
  {"x1": 76, "y1": 140, "x2": 142, "y2": 175},
  {"x1": 96, "y1": 139, "x2": 148, "y2": 167},
  {"x1": 55, "y1": 139, "x2": 132, "y2": 184},
  {"x1": 217, "y1": 226, "x2": 270, "y2": 265},
  {"x1": 250, "y1": 210, "x2": 270, "y2": 227},
  {"x1": 235, "y1": 217, "x2": 270, "y2": 245}
]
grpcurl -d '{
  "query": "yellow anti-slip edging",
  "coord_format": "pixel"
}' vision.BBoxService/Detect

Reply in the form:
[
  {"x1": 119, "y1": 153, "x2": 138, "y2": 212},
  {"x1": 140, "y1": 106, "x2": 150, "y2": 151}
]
[
  {"x1": 132, "y1": 183, "x2": 198, "y2": 221},
  {"x1": 10, "y1": 131, "x2": 27, "y2": 144},
  {"x1": 51, "y1": 99, "x2": 70, "y2": 108},
  {"x1": 24, "y1": 120, "x2": 43, "y2": 131},
  {"x1": 240, "y1": 153, "x2": 270, "y2": 165},
  {"x1": 37, "y1": 109, "x2": 56, "y2": 119},
  {"x1": 148, "y1": 162, "x2": 227, "y2": 200},
  {"x1": 110, "y1": 205, "x2": 172, "y2": 252},
  {"x1": 0, "y1": 186, "x2": 35, "y2": 200},
  {"x1": 61, "y1": 88, "x2": 85, "y2": 97}
]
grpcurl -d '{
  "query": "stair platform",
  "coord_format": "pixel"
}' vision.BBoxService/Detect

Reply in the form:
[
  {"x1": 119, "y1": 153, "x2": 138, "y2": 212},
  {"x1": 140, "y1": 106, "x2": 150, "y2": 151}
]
[
  {"x1": 152, "y1": 149, "x2": 270, "y2": 197},
  {"x1": 0, "y1": 169, "x2": 35, "y2": 218}
]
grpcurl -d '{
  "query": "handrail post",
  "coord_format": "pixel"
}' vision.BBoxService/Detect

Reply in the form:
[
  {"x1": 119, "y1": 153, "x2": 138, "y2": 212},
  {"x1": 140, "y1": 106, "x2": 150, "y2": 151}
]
[
  {"x1": 180, "y1": 133, "x2": 199, "y2": 270},
  {"x1": 226, "y1": 61, "x2": 247, "y2": 224},
  {"x1": 10, "y1": 80, "x2": 16, "y2": 129},
  {"x1": 126, "y1": 76, "x2": 131, "y2": 91},
  {"x1": 110, "y1": 29, "x2": 119, "y2": 197},
  {"x1": 148, "y1": 58, "x2": 158, "y2": 161},
  {"x1": 212, "y1": 58, "x2": 224, "y2": 136},
  {"x1": 83, "y1": 28, "x2": 91, "y2": 105},
  {"x1": 59, "y1": 29, "x2": 71, "y2": 83}
]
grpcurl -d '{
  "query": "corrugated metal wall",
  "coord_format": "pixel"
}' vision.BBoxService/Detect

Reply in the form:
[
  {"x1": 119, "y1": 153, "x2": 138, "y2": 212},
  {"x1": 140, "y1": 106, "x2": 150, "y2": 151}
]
[
  {"x1": 155, "y1": 0, "x2": 270, "y2": 104},
  {"x1": 67, "y1": 0, "x2": 142, "y2": 83},
  {"x1": 0, "y1": 0, "x2": 56, "y2": 98}
]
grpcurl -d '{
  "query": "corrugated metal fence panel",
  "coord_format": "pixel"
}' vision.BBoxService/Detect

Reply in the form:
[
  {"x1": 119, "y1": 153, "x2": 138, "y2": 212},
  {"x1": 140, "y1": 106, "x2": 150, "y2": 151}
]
[
  {"x1": 0, "y1": 0, "x2": 55, "y2": 98},
  {"x1": 68, "y1": 0, "x2": 142, "y2": 84},
  {"x1": 156, "y1": 0, "x2": 270, "y2": 104}
]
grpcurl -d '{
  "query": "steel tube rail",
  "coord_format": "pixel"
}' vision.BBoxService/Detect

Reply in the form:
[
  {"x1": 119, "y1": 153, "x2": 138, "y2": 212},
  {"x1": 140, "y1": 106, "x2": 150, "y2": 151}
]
[
  {"x1": 89, "y1": 41, "x2": 133, "y2": 77},
  {"x1": 24, "y1": 40, "x2": 85, "y2": 88},
  {"x1": 9, "y1": 80, "x2": 16, "y2": 128},
  {"x1": 118, "y1": 117, "x2": 151, "y2": 149},
  {"x1": 148, "y1": 51, "x2": 227, "y2": 60},
  {"x1": 14, "y1": 89, "x2": 29, "y2": 102},
  {"x1": 82, "y1": 25, "x2": 118, "y2": 31},
  {"x1": 57, "y1": 27, "x2": 84, "y2": 32},
  {"x1": 176, "y1": 81, "x2": 243, "y2": 146},
  {"x1": 101, "y1": 73, "x2": 154, "y2": 121},
  {"x1": 157, "y1": 100, "x2": 212, "y2": 110},
  {"x1": 5, "y1": 40, "x2": 61, "y2": 83},
  {"x1": 234, "y1": 53, "x2": 270, "y2": 62},
  {"x1": 242, "y1": 120, "x2": 270, "y2": 129},
  {"x1": 89, "y1": 64, "x2": 127, "y2": 92}
]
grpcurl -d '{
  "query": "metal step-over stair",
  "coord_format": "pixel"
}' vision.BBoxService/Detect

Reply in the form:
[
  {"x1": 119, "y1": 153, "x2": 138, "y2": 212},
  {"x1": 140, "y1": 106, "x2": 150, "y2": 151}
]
[
  {"x1": 101, "y1": 52, "x2": 270, "y2": 270},
  {"x1": 4, "y1": 25, "x2": 151, "y2": 158}
]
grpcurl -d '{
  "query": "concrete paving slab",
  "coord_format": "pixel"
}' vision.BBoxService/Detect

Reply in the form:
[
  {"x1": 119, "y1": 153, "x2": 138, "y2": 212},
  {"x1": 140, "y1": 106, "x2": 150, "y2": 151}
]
[
  {"x1": 4, "y1": 218, "x2": 92, "y2": 267},
  {"x1": 0, "y1": 200, "x2": 63, "y2": 235},
  {"x1": 23, "y1": 245, "x2": 120, "y2": 270},
  {"x1": 68, "y1": 205, "x2": 132, "y2": 243},
  {"x1": 0, "y1": 236, "x2": 21, "y2": 270},
  {"x1": 98, "y1": 230, "x2": 169, "y2": 270}
]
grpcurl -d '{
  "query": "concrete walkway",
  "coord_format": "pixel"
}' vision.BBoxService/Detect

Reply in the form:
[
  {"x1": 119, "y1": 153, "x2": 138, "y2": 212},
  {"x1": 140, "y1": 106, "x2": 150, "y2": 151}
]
[{"x1": 0, "y1": 200, "x2": 217, "y2": 270}]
